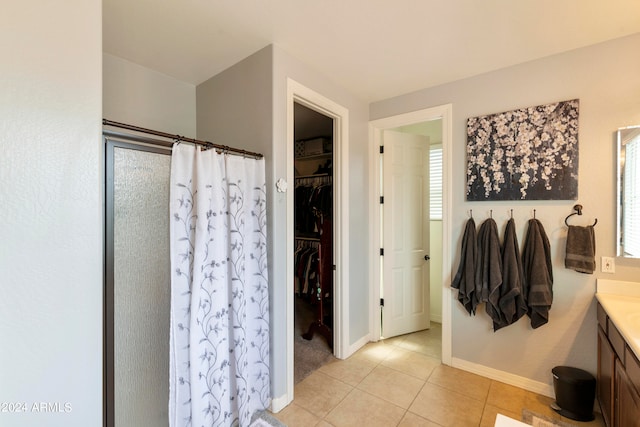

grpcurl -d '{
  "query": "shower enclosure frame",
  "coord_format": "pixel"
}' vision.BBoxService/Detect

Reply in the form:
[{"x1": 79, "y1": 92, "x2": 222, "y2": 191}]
[{"x1": 103, "y1": 133, "x2": 172, "y2": 427}]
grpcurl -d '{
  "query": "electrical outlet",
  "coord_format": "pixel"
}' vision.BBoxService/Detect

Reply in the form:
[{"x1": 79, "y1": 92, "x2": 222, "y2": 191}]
[{"x1": 602, "y1": 256, "x2": 615, "y2": 274}]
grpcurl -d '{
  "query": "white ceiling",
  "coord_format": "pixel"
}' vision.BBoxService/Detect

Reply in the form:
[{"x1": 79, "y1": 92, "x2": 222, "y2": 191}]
[{"x1": 103, "y1": 0, "x2": 640, "y2": 103}]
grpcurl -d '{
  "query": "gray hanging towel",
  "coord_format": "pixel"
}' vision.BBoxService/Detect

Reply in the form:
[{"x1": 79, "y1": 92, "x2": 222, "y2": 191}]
[
  {"x1": 522, "y1": 219, "x2": 553, "y2": 329},
  {"x1": 496, "y1": 218, "x2": 527, "y2": 331},
  {"x1": 565, "y1": 225, "x2": 596, "y2": 274},
  {"x1": 451, "y1": 218, "x2": 479, "y2": 315},
  {"x1": 475, "y1": 218, "x2": 503, "y2": 328}
]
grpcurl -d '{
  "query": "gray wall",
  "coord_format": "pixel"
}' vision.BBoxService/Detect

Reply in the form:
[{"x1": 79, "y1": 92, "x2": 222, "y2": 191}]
[
  {"x1": 371, "y1": 33, "x2": 640, "y2": 386},
  {"x1": 103, "y1": 53, "x2": 196, "y2": 136},
  {"x1": 196, "y1": 46, "x2": 273, "y2": 157},
  {"x1": 0, "y1": 1, "x2": 103, "y2": 425}
]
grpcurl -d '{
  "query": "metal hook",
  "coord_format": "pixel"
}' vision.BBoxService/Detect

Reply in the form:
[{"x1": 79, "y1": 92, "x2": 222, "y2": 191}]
[
  {"x1": 469, "y1": 209, "x2": 473, "y2": 219},
  {"x1": 510, "y1": 209, "x2": 513, "y2": 219},
  {"x1": 490, "y1": 209, "x2": 493, "y2": 218},
  {"x1": 533, "y1": 209, "x2": 537, "y2": 219}
]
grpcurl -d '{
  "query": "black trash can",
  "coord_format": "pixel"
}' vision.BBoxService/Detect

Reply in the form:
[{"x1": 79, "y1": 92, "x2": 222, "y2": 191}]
[{"x1": 551, "y1": 366, "x2": 596, "y2": 421}]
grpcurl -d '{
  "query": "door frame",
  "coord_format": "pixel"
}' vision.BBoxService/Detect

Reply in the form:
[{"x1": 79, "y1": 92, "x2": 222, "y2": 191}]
[
  {"x1": 285, "y1": 79, "x2": 350, "y2": 399},
  {"x1": 368, "y1": 105, "x2": 453, "y2": 365}
]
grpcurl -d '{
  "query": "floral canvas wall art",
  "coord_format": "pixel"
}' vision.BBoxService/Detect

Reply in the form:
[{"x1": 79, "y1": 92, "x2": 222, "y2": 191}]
[{"x1": 466, "y1": 99, "x2": 579, "y2": 201}]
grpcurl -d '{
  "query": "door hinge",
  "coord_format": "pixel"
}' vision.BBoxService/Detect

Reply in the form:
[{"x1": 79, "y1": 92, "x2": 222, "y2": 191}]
[
  {"x1": 380, "y1": 146, "x2": 384, "y2": 154},
  {"x1": 380, "y1": 298, "x2": 384, "y2": 307},
  {"x1": 380, "y1": 248, "x2": 384, "y2": 256},
  {"x1": 380, "y1": 196, "x2": 384, "y2": 204}
]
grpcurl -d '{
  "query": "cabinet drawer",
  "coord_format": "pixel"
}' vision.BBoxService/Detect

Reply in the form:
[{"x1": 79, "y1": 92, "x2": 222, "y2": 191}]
[
  {"x1": 597, "y1": 302, "x2": 608, "y2": 331},
  {"x1": 626, "y1": 346, "x2": 640, "y2": 395},
  {"x1": 608, "y1": 319, "x2": 626, "y2": 363}
]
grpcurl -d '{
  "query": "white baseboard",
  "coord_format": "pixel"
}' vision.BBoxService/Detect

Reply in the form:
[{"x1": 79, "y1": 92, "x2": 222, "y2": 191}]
[
  {"x1": 451, "y1": 357, "x2": 555, "y2": 398},
  {"x1": 346, "y1": 333, "x2": 372, "y2": 359},
  {"x1": 430, "y1": 314, "x2": 442, "y2": 323},
  {"x1": 270, "y1": 393, "x2": 291, "y2": 414}
]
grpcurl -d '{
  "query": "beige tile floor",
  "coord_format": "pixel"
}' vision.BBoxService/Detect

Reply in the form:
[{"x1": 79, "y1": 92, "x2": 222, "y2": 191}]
[{"x1": 273, "y1": 323, "x2": 604, "y2": 427}]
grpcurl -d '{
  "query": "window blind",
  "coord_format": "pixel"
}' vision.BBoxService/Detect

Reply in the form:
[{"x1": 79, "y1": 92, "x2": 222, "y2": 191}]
[
  {"x1": 624, "y1": 136, "x2": 640, "y2": 256},
  {"x1": 430, "y1": 145, "x2": 443, "y2": 220}
]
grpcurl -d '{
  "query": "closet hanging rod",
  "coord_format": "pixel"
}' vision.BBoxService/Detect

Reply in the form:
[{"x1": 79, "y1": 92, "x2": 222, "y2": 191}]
[
  {"x1": 296, "y1": 173, "x2": 330, "y2": 179},
  {"x1": 295, "y1": 236, "x2": 321, "y2": 242},
  {"x1": 102, "y1": 119, "x2": 263, "y2": 159}
]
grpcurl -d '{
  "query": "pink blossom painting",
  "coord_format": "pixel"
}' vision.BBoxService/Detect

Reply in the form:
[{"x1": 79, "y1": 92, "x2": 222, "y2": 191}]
[{"x1": 466, "y1": 99, "x2": 579, "y2": 201}]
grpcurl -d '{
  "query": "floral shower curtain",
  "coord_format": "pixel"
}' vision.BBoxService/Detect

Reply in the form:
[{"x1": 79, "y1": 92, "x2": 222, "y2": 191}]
[{"x1": 168, "y1": 143, "x2": 270, "y2": 427}]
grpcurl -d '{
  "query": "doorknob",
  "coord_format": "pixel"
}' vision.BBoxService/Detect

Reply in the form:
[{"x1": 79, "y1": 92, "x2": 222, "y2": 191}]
[{"x1": 424, "y1": 255, "x2": 430, "y2": 261}]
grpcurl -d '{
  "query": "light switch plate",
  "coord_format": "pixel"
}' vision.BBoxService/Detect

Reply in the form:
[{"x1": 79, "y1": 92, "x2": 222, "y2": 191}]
[{"x1": 601, "y1": 256, "x2": 615, "y2": 274}]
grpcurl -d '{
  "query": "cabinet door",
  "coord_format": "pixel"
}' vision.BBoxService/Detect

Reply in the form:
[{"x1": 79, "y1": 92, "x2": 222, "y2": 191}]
[
  {"x1": 598, "y1": 326, "x2": 615, "y2": 427},
  {"x1": 615, "y1": 359, "x2": 640, "y2": 427}
]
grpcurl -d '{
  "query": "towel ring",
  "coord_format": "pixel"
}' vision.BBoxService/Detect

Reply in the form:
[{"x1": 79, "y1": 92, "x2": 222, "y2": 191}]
[{"x1": 564, "y1": 204, "x2": 598, "y2": 227}]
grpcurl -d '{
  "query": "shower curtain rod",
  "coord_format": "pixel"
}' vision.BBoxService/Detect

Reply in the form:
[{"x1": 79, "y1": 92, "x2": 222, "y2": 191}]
[{"x1": 102, "y1": 119, "x2": 263, "y2": 159}]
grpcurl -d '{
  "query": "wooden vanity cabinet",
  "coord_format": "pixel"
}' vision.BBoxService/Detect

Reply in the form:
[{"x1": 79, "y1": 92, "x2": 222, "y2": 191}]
[
  {"x1": 597, "y1": 301, "x2": 640, "y2": 427},
  {"x1": 615, "y1": 358, "x2": 640, "y2": 427},
  {"x1": 597, "y1": 325, "x2": 615, "y2": 427}
]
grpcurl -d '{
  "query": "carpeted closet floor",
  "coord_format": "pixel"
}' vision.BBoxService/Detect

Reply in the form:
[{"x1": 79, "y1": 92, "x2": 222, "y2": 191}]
[{"x1": 295, "y1": 296, "x2": 336, "y2": 384}]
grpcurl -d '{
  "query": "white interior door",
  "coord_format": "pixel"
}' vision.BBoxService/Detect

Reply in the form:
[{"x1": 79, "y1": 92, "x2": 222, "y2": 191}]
[{"x1": 382, "y1": 130, "x2": 430, "y2": 338}]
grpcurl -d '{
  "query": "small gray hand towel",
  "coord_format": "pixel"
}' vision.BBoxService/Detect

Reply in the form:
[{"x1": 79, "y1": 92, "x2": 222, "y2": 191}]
[{"x1": 565, "y1": 225, "x2": 596, "y2": 274}]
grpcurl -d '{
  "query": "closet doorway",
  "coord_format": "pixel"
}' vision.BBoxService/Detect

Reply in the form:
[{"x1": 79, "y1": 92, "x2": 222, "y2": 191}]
[
  {"x1": 285, "y1": 79, "x2": 350, "y2": 402},
  {"x1": 293, "y1": 102, "x2": 335, "y2": 383}
]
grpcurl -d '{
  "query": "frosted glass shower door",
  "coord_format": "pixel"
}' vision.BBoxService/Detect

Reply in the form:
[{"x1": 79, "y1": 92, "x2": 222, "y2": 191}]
[{"x1": 105, "y1": 138, "x2": 171, "y2": 427}]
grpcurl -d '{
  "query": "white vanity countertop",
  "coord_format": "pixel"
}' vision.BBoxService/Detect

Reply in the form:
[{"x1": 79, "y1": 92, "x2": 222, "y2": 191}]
[{"x1": 596, "y1": 279, "x2": 640, "y2": 361}]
